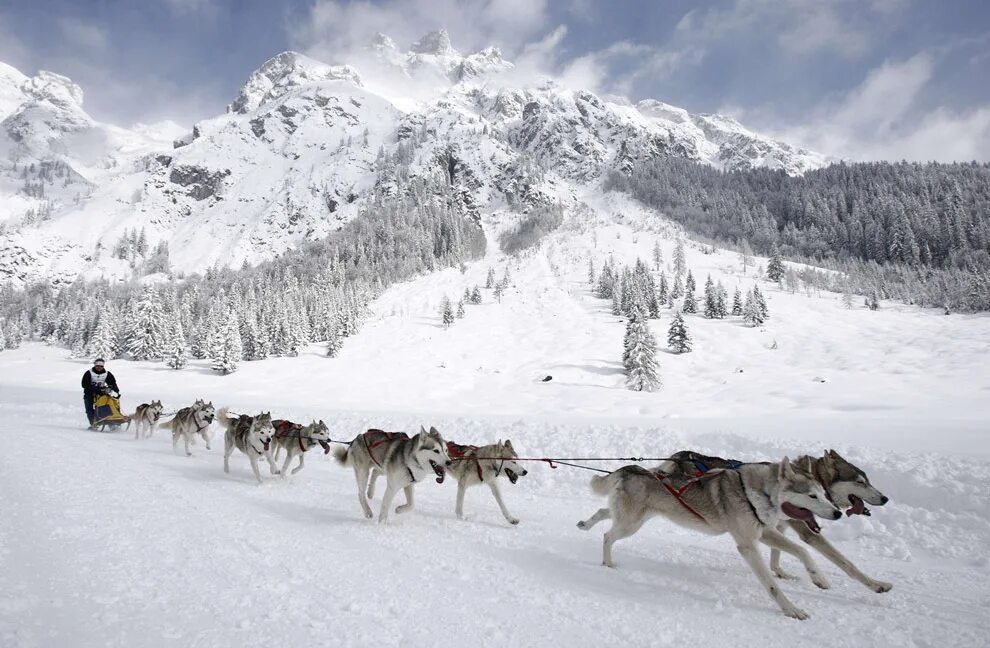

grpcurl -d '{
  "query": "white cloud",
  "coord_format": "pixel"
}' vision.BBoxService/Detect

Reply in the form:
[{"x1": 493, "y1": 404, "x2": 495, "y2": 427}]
[
  {"x1": 769, "y1": 53, "x2": 990, "y2": 162},
  {"x1": 288, "y1": 0, "x2": 550, "y2": 63},
  {"x1": 57, "y1": 18, "x2": 108, "y2": 51}
]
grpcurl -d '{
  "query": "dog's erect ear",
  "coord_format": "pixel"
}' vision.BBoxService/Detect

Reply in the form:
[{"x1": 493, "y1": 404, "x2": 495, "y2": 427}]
[
  {"x1": 429, "y1": 426, "x2": 440, "y2": 436},
  {"x1": 504, "y1": 439, "x2": 514, "y2": 450},
  {"x1": 420, "y1": 425, "x2": 427, "y2": 436},
  {"x1": 779, "y1": 456, "x2": 794, "y2": 479},
  {"x1": 804, "y1": 456, "x2": 814, "y2": 474}
]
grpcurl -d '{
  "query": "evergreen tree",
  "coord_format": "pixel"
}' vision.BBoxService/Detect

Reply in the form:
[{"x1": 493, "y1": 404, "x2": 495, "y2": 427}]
[
  {"x1": 743, "y1": 289, "x2": 766, "y2": 326},
  {"x1": 667, "y1": 312, "x2": 692, "y2": 354},
  {"x1": 501, "y1": 266, "x2": 512, "y2": 286},
  {"x1": 657, "y1": 272, "x2": 669, "y2": 304},
  {"x1": 212, "y1": 318, "x2": 242, "y2": 374},
  {"x1": 456, "y1": 299, "x2": 466, "y2": 318},
  {"x1": 587, "y1": 258, "x2": 596, "y2": 284},
  {"x1": 166, "y1": 320, "x2": 187, "y2": 370},
  {"x1": 127, "y1": 288, "x2": 166, "y2": 361},
  {"x1": 685, "y1": 270, "x2": 696, "y2": 294},
  {"x1": 715, "y1": 282, "x2": 728, "y2": 319},
  {"x1": 611, "y1": 285, "x2": 622, "y2": 315},
  {"x1": 440, "y1": 295, "x2": 455, "y2": 328},
  {"x1": 682, "y1": 286, "x2": 697, "y2": 314},
  {"x1": 866, "y1": 290, "x2": 880, "y2": 311},
  {"x1": 325, "y1": 323, "x2": 342, "y2": 358},
  {"x1": 753, "y1": 284, "x2": 769, "y2": 319},
  {"x1": 671, "y1": 274, "x2": 684, "y2": 299},
  {"x1": 732, "y1": 287, "x2": 743, "y2": 316},
  {"x1": 470, "y1": 285, "x2": 482, "y2": 304},
  {"x1": 767, "y1": 244, "x2": 785, "y2": 282},
  {"x1": 673, "y1": 238, "x2": 686, "y2": 278},
  {"x1": 88, "y1": 309, "x2": 117, "y2": 361},
  {"x1": 485, "y1": 267, "x2": 496, "y2": 289},
  {"x1": 463, "y1": 287, "x2": 472, "y2": 303},
  {"x1": 703, "y1": 275, "x2": 717, "y2": 319},
  {"x1": 493, "y1": 283, "x2": 504, "y2": 303},
  {"x1": 623, "y1": 311, "x2": 660, "y2": 392},
  {"x1": 0, "y1": 321, "x2": 5, "y2": 351},
  {"x1": 652, "y1": 240, "x2": 664, "y2": 270}
]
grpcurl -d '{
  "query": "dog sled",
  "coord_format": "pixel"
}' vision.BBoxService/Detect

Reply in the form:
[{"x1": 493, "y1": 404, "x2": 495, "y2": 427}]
[{"x1": 92, "y1": 388, "x2": 127, "y2": 431}]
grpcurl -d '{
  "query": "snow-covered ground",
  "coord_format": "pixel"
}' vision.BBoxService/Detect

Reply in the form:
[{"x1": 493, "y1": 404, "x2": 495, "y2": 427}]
[{"x1": 2, "y1": 215, "x2": 989, "y2": 647}]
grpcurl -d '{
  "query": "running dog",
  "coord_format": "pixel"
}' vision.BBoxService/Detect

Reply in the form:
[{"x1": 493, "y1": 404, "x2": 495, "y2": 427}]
[
  {"x1": 160, "y1": 400, "x2": 215, "y2": 456},
  {"x1": 333, "y1": 426, "x2": 451, "y2": 523},
  {"x1": 272, "y1": 419, "x2": 332, "y2": 477},
  {"x1": 662, "y1": 449, "x2": 892, "y2": 593},
  {"x1": 446, "y1": 439, "x2": 528, "y2": 525},
  {"x1": 218, "y1": 408, "x2": 279, "y2": 484},
  {"x1": 577, "y1": 458, "x2": 841, "y2": 620},
  {"x1": 128, "y1": 400, "x2": 164, "y2": 440}
]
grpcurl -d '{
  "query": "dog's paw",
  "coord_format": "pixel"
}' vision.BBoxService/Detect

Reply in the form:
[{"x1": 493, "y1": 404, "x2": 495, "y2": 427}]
[
  {"x1": 811, "y1": 574, "x2": 831, "y2": 590},
  {"x1": 782, "y1": 605, "x2": 809, "y2": 621},
  {"x1": 577, "y1": 521, "x2": 588, "y2": 530},
  {"x1": 363, "y1": 510, "x2": 374, "y2": 520},
  {"x1": 869, "y1": 580, "x2": 893, "y2": 593},
  {"x1": 602, "y1": 560, "x2": 616, "y2": 569},
  {"x1": 772, "y1": 568, "x2": 797, "y2": 580},
  {"x1": 508, "y1": 517, "x2": 520, "y2": 526},
  {"x1": 185, "y1": 452, "x2": 192, "y2": 457}
]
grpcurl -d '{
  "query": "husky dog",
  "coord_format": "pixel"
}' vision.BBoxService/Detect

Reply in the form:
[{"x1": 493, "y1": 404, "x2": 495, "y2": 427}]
[
  {"x1": 218, "y1": 408, "x2": 279, "y2": 484},
  {"x1": 769, "y1": 450, "x2": 891, "y2": 593},
  {"x1": 160, "y1": 400, "x2": 215, "y2": 456},
  {"x1": 577, "y1": 458, "x2": 841, "y2": 620},
  {"x1": 333, "y1": 426, "x2": 451, "y2": 523},
  {"x1": 272, "y1": 419, "x2": 332, "y2": 477},
  {"x1": 446, "y1": 439, "x2": 528, "y2": 525},
  {"x1": 128, "y1": 400, "x2": 164, "y2": 439}
]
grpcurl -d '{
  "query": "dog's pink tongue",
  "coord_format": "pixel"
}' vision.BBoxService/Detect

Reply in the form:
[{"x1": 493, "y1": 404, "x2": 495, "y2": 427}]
[
  {"x1": 781, "y1": 502, "x2": 821, "y2": 533},
  {"x1": 846, "y1": 495, "x2": 869, "y2": 516},
  {"x1": 319, "y1": 440, "x2": 331, "y2": 454}
]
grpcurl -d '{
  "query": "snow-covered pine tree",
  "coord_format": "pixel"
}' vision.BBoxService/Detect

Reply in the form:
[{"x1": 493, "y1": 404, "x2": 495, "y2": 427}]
[
  {"x1": 667, "y1": 311, "x2": 692, "y2": 353},
  {"x1": 767, "y1": 244, "x2": 785, "y2": 282},
  {"x1": 127, "y1": 288, "x2": 166, "y2": 361},
  {"x1": 685, "y1": 270, "x2": 696, "y2": 294},
  {"x1": 715, "y1": 282, "x2": 728, "y2": 318},
  {"x1": 212, "y1": 318, "x2": 242, "y2": 375},
  {"x1": 470, "y1": 285, "x2": 482, "y2": 304},
  {"x1": 652, "y1": 240, "x2": 664, "y2": 270},
  {"x1": 682, "y1": 286, "x2": 697, "y2": 314},
  {"x1": 657, "y1": 271, "x2": 669, "y2": 305},
  {"x1": 611, "y1": 286, "x2": 622, "y2": 316},
  {"x1": 732, "y1": 287, "x2": 743, "y2": 315},
  {"x1": 88, "y1": 309, "x2": 117, "y2": 361},
  {"x1": 0, "y1": 320, "x2": 5, "y2": 351},
  {"x1": 325, "y1": 322, "x2": 342, "y2": 358},
  {"x1": 703, "y1": 275, "x2": 717, "y2": 319},
  {"x1": 501, "y1": 266, "x2": 512, "y2": 286},
  {"x1": 842, "y1": 289, "x2": 854, "y2": 309},
  {"x1": 587, "y1": 258, "x2": 596, "y2": 285},
  {"x1": 493, "y1": 283, "x2": 504, "y2": 303},
  {"x1": 440, "y1": 295, "x2": 454, "y2": 329},
  {"x1": 866, "y1": 290, "x2": 880, "y2": 310},
  {"x1": 753, "y1": 284, "x2": 769, "y2": 319},
  {"x1": 673, "y1": 238, "x2": 686, "y2": 278},
  {"x1": 485, "y1": 267, "x2": 496, "y2": 289},
  {"x1": 743, "y1": 289, "x2": 766, "y2": 326},
  {"x1": 623, "y1": 311, "x2": 660, "y2": 392},
  {"x1": 671, "y1": 273, "x2": 684, "y2": 300},
  {"x1": 463, "y1": 287, "x2": 472, "y2": 304},
  {"x1": 456, "y1": 299, "x2": 466, "y2": 318},
  {"x1": 166, "y1": 320, "x2": 187, "y2": 370}
]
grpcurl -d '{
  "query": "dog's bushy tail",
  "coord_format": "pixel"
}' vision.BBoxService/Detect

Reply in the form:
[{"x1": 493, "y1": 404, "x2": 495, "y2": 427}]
[
  {"x1": 591, "y1": 472, "x2": 620, "y2": 496},
  {"x1": 217, "y1": 407, "x2": 233, "y2": 429},
  {"x1": 332, "y1": 445, "x2": 350, "y2": 465}
]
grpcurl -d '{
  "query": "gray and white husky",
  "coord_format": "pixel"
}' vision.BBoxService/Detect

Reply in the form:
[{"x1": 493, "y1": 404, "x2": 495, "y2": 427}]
[
  {"x1": 446, "y1": 439, "x2": 528, "y2": 525},
  {"x1": 160, "y1": 399, "x2": 215, "y2": 456},
  {"x1": 218, "y1": 408, "x2": 279, "y2": 484},
  {"x1": 770, "y1": 450, "x2": 891, "y2": 593},
  {"x1": 128, "y1": 400, "x2": 164, "y2": 439},
  {"x1": 272, "y1": 418, "x2": 332, "y2": 477},
  {"x1": 333, "y1": 426, "x2": 451, "y2": 523},
  {"x1": 577, "y1": 458, "x2": 841, "y2": 620}
]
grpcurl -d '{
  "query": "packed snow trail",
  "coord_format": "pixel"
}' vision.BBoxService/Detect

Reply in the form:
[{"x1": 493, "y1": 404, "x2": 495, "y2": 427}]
[{"x1": 2, "y1": 381, "x2": 988, "y2": 648}]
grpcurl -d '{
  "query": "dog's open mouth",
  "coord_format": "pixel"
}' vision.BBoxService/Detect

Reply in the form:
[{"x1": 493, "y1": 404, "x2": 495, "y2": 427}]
[
  {"x1": 262, "y1": 439, "x2": 271, "y2": 452},
  {"x1": 506, "y1": 469, "x2": 519, "y2": 484},
  {"x1": 781, "y1": 502, "x2": 821, "y2": 534},
  {"x1": 846, "y1": 494, "x2": 870, "y2": 517},
  {"x1": 430, "y1": 460, "x2": 445, "y2": 484},
  {"x1": 319, "y1": 440, "x2": 331, "y2": 454}
]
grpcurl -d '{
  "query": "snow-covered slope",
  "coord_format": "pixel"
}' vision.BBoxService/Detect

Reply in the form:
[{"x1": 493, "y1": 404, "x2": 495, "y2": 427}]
[
  {"x1": 0, "y1": 30, "x2": 828, "y2": 285},
  {"x1": 1, "y1": 203, "x2": 986, "y2": 647}
]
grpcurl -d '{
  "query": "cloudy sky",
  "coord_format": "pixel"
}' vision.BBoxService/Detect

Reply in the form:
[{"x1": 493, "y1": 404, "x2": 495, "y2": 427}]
[{"x1": 1, "y1": 0, "x2": 988, "y2": 161}]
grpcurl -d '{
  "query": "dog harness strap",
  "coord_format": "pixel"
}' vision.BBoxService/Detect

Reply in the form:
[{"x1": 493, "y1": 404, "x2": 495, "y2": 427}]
[
  {"x1": 657, "y1": 474, "x2": 706, "y2": 522},
  {"x1": 737, "y1": 471, "x2": 766, "y2": 525}
]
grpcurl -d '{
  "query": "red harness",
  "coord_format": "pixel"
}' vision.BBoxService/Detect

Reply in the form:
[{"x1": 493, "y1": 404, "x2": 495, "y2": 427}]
[
  {"x1": 363, "y1": 430, "x2": 406, "y2": 468},
  {"x1": 273, "y1": 420, "x2": 308, "y2": 452},
  {"x1": 655, "y1": 470, "x2": 712, "y2": 523},
  {"x1": 446, "y1": 442, "x2": 484, "y2": 480}
]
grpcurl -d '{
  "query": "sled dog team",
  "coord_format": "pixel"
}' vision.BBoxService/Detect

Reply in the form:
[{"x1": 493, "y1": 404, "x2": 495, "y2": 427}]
[{"x1": 131, "y1": 399, "x2": 892, "y2": 620}]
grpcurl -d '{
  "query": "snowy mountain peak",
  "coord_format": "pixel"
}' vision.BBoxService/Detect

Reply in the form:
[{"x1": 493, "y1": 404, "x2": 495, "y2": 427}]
[
  {"x1": 21, "y1": 70, "x2": 85, "y2": 109},
  {"x1": 227, "y1": 51, "x2": 363, "y2": 114},
  {"x1": 410, "y1": 29, "x2": 455, "y2": 56}
]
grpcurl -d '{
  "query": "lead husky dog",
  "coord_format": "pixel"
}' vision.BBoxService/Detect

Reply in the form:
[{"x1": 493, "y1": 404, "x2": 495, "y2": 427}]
[
  {"x1": 577, "y1": 458, "x2": 841, "y2": 620},
  {"x1": 272, "y1": 419, "x2": 332, "y2": 477},
  {"x1": 334, "y1": 426, "x2": 451, "y2": 523},
  {"x1": 218, "y1": 408, "x2": 279, "y2": 484},
  {"x1": 771, "y1": 450, "x2": 891, "y2": 593},
  {"x1": 446, "y1": 439, "x2": 528, "y2": 525},
  {"x1": 662, "y1": 449, "x2": 892, "y2": 593},
  {"x1": 128, "y1": 400, "x2": 164, "y2": 439},
  {"x1": 160, "y1": 400, "x2": 215, "y2": 456}
]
